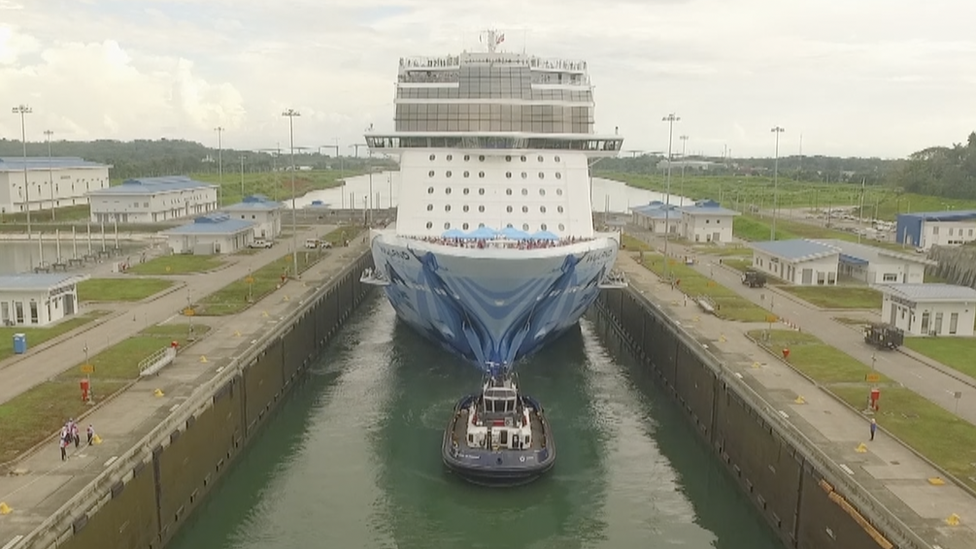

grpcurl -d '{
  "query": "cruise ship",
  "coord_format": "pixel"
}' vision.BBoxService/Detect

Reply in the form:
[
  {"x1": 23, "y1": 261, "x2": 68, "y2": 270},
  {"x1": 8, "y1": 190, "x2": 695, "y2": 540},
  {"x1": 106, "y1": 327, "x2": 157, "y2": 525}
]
[{"x1": 363, "y1": 30, "x2": 625, "y2": 371}]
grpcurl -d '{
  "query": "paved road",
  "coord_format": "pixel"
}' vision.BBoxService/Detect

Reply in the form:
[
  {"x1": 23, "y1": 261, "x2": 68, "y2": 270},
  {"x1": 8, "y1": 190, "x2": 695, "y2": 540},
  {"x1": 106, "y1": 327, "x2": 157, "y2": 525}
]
[
  {"x1": 630, "y1": 227, "x2": 976, "y2": 426},
  {"x1": 0, "y1": 238, "x2": 371, "y2": 544},
  {"x1": 614, "y1": 252, "x2": 976, "y2": 549},
  {"x1": 0, "y1": 225, "x2": 341, "y2": 406}
]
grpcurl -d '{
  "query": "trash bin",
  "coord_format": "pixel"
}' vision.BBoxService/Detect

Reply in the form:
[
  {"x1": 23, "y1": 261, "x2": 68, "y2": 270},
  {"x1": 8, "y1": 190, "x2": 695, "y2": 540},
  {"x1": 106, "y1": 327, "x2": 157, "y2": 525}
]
[
  {"x1": 80, "y1": 379, "x2": 90, "y2": 402},
  {"x1": 12, "y1": 333, "x2": 26, "y2": 354}
]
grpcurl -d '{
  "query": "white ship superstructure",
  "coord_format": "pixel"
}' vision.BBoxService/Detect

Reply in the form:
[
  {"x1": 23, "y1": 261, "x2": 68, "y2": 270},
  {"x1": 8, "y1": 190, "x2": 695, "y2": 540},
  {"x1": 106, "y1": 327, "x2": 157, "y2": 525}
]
[{"x1": 363, "y1": 30, "x2": 624, "y2": 369}]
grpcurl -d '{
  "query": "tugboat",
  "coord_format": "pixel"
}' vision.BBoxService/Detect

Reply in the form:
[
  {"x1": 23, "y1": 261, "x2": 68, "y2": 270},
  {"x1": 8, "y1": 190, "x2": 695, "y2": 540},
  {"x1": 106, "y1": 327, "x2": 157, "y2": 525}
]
[{"x1": 442, "y1": 364, "x2": 555, "y2": 486}]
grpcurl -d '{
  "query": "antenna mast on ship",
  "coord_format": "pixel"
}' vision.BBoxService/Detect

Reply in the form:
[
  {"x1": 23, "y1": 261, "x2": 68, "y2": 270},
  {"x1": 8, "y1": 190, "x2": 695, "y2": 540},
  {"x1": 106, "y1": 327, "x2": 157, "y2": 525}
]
[{"x1": 481, "y1": 29, "x2": 505, "y2": 53}]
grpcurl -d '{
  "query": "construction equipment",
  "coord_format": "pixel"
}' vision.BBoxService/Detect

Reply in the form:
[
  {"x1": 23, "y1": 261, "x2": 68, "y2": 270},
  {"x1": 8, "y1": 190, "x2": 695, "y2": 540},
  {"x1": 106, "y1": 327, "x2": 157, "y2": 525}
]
[
  {"x1": 741, "y1": 269, "x2": 767, "y2": 288},
  {"x1": 863, "y1": 322, "x2": 904, "y2": 350}
]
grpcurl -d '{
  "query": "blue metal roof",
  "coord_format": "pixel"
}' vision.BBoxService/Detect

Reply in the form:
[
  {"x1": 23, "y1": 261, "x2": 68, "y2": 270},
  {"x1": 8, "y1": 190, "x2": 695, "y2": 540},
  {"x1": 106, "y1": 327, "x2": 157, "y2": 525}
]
[
  {"x1": 0, "y1": 273, "x2": 87, "y2": 291},
  {"x1": 678, "y1": 204, "x2": 740, "y2": 216},
  {"x1": 752, "y1": 239, "x2": 839, "y2": 262},
  {"x1": 222, "y1": 194, "x2": 283, "y2": 211},
  {"x1": 0, "y1": 156, "x2": 109, "y2": 172},
  {"x1": 87, "y1": 176, "x2": 216, "y2": 196},
  {"x1": 897, "y1": 210, "x2": 976, "y2": 222},
  {"x1": 161, "y1": 213, "x2": 254, "y2": 235},
  {"x1": 839, "y1": 253, "x2": 868, "y2": 266},
  {"x1": 873, "y1": 283, "x2": 976, "y2": 302}
]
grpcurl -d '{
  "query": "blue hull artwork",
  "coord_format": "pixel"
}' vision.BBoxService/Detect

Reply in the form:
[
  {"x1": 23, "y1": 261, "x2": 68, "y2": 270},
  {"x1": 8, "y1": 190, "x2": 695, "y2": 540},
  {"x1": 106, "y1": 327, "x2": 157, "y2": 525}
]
[{"x1": 371, "y1": 237, "x2": 618, "y2": 370}]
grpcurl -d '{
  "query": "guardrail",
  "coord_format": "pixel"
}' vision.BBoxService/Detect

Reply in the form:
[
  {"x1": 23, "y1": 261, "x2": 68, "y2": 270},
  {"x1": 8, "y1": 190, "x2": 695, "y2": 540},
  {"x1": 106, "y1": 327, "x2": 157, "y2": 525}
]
[
  {"x1": 11, "y1": 249, "x2": 371, "y2": 549},
  {"x1": 613, "y1": 289, "x2": 933, "y2": 549},
  {"x1": 138, "y1": 346, "x2": 177, "y2": 377}
]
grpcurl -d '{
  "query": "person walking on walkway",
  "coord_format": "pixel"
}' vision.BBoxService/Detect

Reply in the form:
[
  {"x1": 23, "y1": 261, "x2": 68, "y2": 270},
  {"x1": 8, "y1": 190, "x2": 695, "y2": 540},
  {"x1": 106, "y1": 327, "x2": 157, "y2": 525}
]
[
  {"x1": 87, "y1": 424, "x2": 95, "y2": 445},
  {"x1": 870, "y1": 418, "x2": 877, "y2": 441},
  {"x1": 59, "y1": 428, "x2": 69, "y2": 461},
  {"x1": 71, "y1": 422, "x2": 80, "y2": 448}
]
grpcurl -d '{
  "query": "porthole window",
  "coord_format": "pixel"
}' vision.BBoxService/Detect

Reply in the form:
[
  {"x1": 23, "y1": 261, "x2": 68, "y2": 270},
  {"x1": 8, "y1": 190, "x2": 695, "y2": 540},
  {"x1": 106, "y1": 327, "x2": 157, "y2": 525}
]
[
  {"x1": 464, "y1": 154, "x2": 471, "y2": 161},
  {"x1": 446, "y1": 171, "x2": 453, "y2": 178},
  {"x1": 478, "y1": 223, "x2": 485, "y2": 228},
  {"x1": 444, "y1": 222, "x2": 451, "y2": 229},
  {"x1": 479, "y1": 155, "x2": 485, "y2": 162},
  {"x1": 478, "y1": 205, "x2": 485, "y2": 212},
  {"x1": 463, "y1": 171, "x2": 470, "y2": 178},
  {"x1": 554, "y1": 156, "x2": 561, "y2": 162},
  {"x1": 506, "y1": 223, "x2": 514, "y2": 228},
  {"x1": 429, "y1": 154, "x2": 436, "y2": 161},
  {"x1": 506, "y1": 172, "x2": 512, "y2": 179},
  {"x1": 520, "y1": 155, "x2": 527, "y2": 162},
  {"x1": 540, "y1": 189, "x2": 546, "y2": 196},
  {"x1": 540, "y1": 206, "x2": 547, "y2": 213},
  {"x1": 428, "y1": 171, "x2": 435, "y2": 178},
  {"x1": 539, "y1": 172, "x2": 545, "y2": 179},
  {"x1": 522, "y1": 223, "x2": 529, "y2": 231},
  {"x1": 507, "y1": 206, "x2": 514, "y2": 213},
  {"x1": 506, "y1": 188, "x2": 513, "y2": 195},
  {"x1": 428, "y1": 186, "x2": 434, "y2": 194},
  {"x1": 426, "y1": 221, "x2": 433, "y2": 229},
  {"x1": 541, "y1": 223, "x2": 548, "y2": 231},
  {"x1": 463, "y1": 187, "x2": 470, "y2": 195},
  {"x1": 426, "y1": 204, "x2": 433, "y2": 211},
  {"x1": 521, "y1": 206, "x2": 528, "y2": 213},
  {"x1": 557, "y1": 206, "x2": 564, "y2": 213},
  {"x1": 445, "y1": 187, "x2": 452, "y2": 195},
  {"x1": 506, "y1": 155, "x2": 512, "y2": 162},
  {"x1": 463, "y1": 205, "x2": 470, "y2": 212},
  {"x1": 521, "y1": 189, "x2": 528, "y2": 196},
  {"x1": 556, "y1": 189, "x2": 563, "y2": 196},
  {"x1": 463, "y1": 222, "x2": 469, "y2": 230},
  {"x1": 478, "y1": 171, "x2": 485, "y2": 178},
  {"x1": 445, "y1": 205, "x2": 452, "y2": 212},
  {"x1": 555, "y1": 172, "x2": 562, "y2": 179},
  {"x1": 521, "y1": 172, "x2": 527, "y2": 179},
  {"x1": 558, "y1": 223, "x2": 565, "y2": 231},
  {"x1": 447, "y1": 154, "x2": 453, "y2": 161},
  {"x1": 478, "y1": 188, "x2": 485, "y2": 195},
  {"x1": 537, "y1": 155, "x2": 544, "y2": 162}
]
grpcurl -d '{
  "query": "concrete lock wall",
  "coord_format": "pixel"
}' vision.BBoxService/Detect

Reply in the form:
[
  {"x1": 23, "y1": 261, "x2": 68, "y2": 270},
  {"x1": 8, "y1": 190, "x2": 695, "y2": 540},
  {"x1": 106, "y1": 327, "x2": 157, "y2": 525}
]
[
  {"x1": 594, "y1": 288, "x2": 907, "y2": 549},
  {"x1": 28, "y1": 251, "x2": 375, "y2": 549}
]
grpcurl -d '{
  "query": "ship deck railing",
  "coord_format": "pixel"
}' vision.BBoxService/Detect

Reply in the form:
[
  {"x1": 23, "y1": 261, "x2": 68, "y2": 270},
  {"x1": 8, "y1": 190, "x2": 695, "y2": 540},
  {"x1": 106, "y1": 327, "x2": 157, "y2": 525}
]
[
  {"x1": 360, "y1": 267, "x2": 390, "y2": 286},
  {"x1": 406, "y1": 236, "x2": 594, "y2": 250},
  {"x1": 598, "y1": 270, "x2": 628, "y2": 289}
]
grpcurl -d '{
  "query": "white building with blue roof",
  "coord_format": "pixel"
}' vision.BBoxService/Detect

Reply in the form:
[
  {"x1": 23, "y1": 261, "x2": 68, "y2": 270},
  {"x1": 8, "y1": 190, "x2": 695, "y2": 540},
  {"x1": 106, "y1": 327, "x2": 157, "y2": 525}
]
[
  {"x1": 221, "y1": 194, "x2": 283, "y2": 240},
  {"x1": 0, "y1": 273, "x2": 89, "y2": 327},
  {"x1": 86, "y1": 176, "x2": 218, "y2": 224},
  {"x1": 750, "y1": 239, "x2": 841, "y2": 285},
  {"x1": 678, "y1": 199, "x2": 740, "y2": 243},
  {"x1": 0, "y1": 156, "x2": 110, "y2": 215},
  {"x1": 874, "y1": 283, "x2": 976, "y2": 337},
  {"x1": 895, "y1": 210, "x2": 976, "y2": 250},
  {"x1": 159, "y1": 213, "x2": 255, "y2": 254}
]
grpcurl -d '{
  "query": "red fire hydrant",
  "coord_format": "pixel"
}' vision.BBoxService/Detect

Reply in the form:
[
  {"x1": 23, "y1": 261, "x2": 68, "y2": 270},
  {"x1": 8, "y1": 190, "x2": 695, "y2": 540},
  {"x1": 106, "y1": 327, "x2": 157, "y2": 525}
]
[{"x1": 870, "y1": 388, "x2": 881, "y2": 411}]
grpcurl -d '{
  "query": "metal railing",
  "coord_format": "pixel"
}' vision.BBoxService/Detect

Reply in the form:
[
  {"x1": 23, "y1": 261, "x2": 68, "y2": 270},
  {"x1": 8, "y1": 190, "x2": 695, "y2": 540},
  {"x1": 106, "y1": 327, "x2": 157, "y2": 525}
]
[
  {"x1": 138, "y1": 346, "x2": 177, "y2": 377},
  {"x1": 11, "y1": 250, "x2": 372, "y2": 549},
  {"x1": 608, "y1": 289, "x2": 932, "y2": 549}
]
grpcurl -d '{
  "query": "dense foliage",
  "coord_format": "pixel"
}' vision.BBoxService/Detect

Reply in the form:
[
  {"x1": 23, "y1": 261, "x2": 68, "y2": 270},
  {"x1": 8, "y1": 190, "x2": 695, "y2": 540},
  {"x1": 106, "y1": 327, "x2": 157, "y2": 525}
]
[
  {"x1": 891, "y1": 132, "x2": 976, "y2": 199},
  {"x1": 0, "y1": 138, "x2": 394, "y2": 180}
]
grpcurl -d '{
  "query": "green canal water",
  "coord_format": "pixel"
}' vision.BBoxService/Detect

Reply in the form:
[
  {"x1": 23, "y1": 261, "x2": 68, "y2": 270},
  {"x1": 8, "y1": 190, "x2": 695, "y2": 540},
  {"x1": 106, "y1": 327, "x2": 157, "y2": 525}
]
[{"x1": 167, "y1": 296, "x2": 784, "y2": 549}]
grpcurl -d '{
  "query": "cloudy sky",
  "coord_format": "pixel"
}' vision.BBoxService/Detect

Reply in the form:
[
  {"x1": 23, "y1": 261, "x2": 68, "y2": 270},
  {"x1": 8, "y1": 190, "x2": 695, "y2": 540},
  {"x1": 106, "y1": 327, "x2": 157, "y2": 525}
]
[{"x1": 1, "y1": 0, "x2": 974, "y2": 159}]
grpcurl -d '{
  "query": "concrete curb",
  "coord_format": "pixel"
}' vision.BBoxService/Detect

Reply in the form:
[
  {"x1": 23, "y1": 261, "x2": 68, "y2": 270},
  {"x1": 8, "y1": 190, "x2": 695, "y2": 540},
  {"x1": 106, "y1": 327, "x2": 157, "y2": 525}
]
[
  {"x1": 0, "y1": 310, "x2": 126, "y2": 372},
  {"x1": 0, "y1": 332, "x2": 213, "y2": 472},
  {"x1": 746, "y1": 334, "x2": 976, "y2": 500}
]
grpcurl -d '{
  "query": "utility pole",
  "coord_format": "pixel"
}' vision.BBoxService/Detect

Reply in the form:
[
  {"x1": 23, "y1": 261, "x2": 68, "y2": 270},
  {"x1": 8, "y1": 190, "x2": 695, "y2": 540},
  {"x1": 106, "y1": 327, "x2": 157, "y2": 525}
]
[
  {"x1": 240, "y1": 154, "x2": 246, "y2": 199},
  {"x1": 662, "y1": 113, "x2": 680, "y2": 280},
  {"x1": 44, "y1": 129, "x2": 55, "y2": 221},
  {"x1": 214, "y1": 126, "x2": 225, "y2": 205},
  {"x1": 282, "y1": 109, "x2": 300, "y2": 277},
  {"x1": 12, "y1": 104, "x2": 32, "y2": 239},
  {"x1": 770, "y1": 126, "x2": 785, "y2": 240},
  {"x1": 679, "y1": 135, "x2": 689, "y2": 202}
]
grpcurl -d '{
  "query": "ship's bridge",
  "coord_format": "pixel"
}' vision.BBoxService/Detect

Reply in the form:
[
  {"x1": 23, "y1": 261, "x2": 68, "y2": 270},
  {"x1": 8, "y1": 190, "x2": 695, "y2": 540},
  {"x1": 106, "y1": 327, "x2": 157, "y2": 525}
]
[{"x1": 365, "y1": 132, "x2": 623, "y2": 157}]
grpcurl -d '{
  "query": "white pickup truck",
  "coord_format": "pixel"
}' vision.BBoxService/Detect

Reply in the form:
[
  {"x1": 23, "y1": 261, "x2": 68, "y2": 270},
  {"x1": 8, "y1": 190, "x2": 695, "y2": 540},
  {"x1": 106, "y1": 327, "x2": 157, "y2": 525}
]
[{"x1": 249, "y1": 238, "x2": 273, "y2": 249}]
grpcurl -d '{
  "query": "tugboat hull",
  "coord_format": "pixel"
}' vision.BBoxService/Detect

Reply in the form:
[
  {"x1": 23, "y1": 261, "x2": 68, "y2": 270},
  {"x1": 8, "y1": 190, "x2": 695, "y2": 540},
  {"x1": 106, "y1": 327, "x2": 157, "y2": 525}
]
[{"x1": 442, "y1": 394, "x2": 556, "y2": 487}]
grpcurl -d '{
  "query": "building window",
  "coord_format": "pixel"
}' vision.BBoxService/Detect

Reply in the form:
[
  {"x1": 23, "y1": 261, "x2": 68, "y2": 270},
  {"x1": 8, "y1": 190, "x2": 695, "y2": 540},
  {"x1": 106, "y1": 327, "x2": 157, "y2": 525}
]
[
  {"x1": 520, "y1": 155, "x2": 527, "y2": 162},
  {"x1": 444, "y1": 222, "x2": 451, "y2": 229},
  {"x1": 506, "y1": 172, "x2": 512, "y2": 179},
  {"x1": 506, "y1": 189, "x2": 513, "y2": 195},
  {"x1": 506, "y1": 155, "x2": 512, "y2": 162},
  {"x1": 30, "y1": 300, "x2": 38, "y2": 324},
  {"x1": 478, "y1": 205, "x2": 485, "y2": 212},
  {"x1": 446, "y1": 154, "x2": 453, "y2": 161},
  {"x1": 950, "y1": 312, "x2": 959, "y2": 334},
  {"x1": 522, "y1": 206, "x2": 528, "y2": 213},
  {"x1": 427, "y1": 186, "x2": 434, "y2": 194},
  {"x1": 429, "y1": 154, "x2": 436, "y2": 161},
  {"x1": 478, "y1": 155, "x2": 485, "y2": 162},
  {"x1": 541, "y1": 223, "x2": 547, "y2": 231},
  {"x1": 464, "y1": 155, "x2": 470, "y2": 161},
  {"x1": 882, "y1": 273, "x2": 898, "y2": 282},
  {"x1": 932, "y1": 226, "x2": 939, "y2": 235},
  {"x1": 522, "y1": 223, "x2": 529, "y2": 230},
  {"x1": 445, "y1": 205, "x2": 452, "y2": 212},
  {"x1": 555, "y1": 172, "x2": 562, "y2": 179},
  {"x1": 537, "y1": 155, "x2": 544, "y2": 162},
  {"x1": 446, "y1": 171, "x2": 453, "y2": 178},
  {"x1": 463, "y1": 205, "x2": 470, "y2": 212},
  {"x1": 554, "y1": 156, "x2": 561, "y2": 162},
  {"x1": 557, "y1": 206, "x2": 564, "y2": 213},
  {"x1": 540, "y1": 206, "x2": 547, "y2": 213},
  {"x1": 478, "y1": 188, "x2": 485, "y2": 195},
  {"x1": 445, "y1": 187, "x2": 452, "y2": 194},
  {"x1": 462, "y1": 222, "x2": 469, "y2": 230},
  {"x1": 463, "y1": 171, "x2": 470, "y2": 178},
  {"x1": 539, "y1": 189, "x2": 546, "y2": 196},
  {"x1": 538, "y1": 172, "x2": 545, "y2": 179},
  {"x1": 428, "y1": 171, "x2": 435, "y2": 178},
  {"x1": 556, "y1": 189, "x2": 563, "y2": 196},
  {"x1": 478, "y1": 172, "x2": 485, "y2": 178},
  {"x1": 920, "y1": 311, "x2": 930, "y2": 333},
  {"x1": 507, "y1": 206, "x2": 513, "y2": 213}
]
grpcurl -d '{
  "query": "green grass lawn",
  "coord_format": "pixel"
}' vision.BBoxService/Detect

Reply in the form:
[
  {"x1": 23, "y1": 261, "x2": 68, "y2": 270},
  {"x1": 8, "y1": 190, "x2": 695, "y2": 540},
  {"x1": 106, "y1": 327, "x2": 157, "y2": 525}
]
[
  {"x1": 903, "y1": 338, "x2": 976, "y2": 380},
  {"x1": 77, "y1": 278, "x2": 174, "y2": 302},
  {"x1": 777, "y1": 285, "x2": 883, "y2": 310},
  {"x1": 0, "y1": 323, "x2": 210, "y2": 464},
  {"x1": 194, "y1": 249, "x2": 327, "y2": 316},
  {"x1": 749, "y1": 329, "x2": 889, "y2": 384},
  {"x1": 321, "y1": 225, "x2": 365, "y2": 247},
  {"x1": 126, "y1": 254, "x2": 225, "y2": 275},
  {"x1": 733, "y1": 215, "x2": 799, "y2": 241},
  {"x1": 620, "y1": 233, "x2": 651, "y2": 251},
  {"x1": 1, "y1": 204, "x2": 92, "y2": 223},
  {"x1": 0, "y1": 310, "x2": 110, "y2": 362},
  {"x1": 191, "y1": 169, "x2": 352, "y2": 207},
  {"x1": 640, "y1": 254, "x2": 770, "y2": 322},
  {"x1": 830, "y1": 385, "x2": 976, "y2": 492},
  {"x1": 721, "y1": 258, "x2": 754, "y2": 273},
  {"x1": 833, "y1": 316, "x2": 870, "y2": 327},
  {"x1": 695, "y1": 245, "x2": 753, "y2": 257}
]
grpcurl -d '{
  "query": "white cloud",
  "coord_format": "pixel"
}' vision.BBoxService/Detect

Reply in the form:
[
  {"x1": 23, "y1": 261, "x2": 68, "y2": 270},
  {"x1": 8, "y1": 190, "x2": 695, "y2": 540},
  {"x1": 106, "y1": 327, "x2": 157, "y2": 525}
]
[{"x1": 0, "y1": 0, "x2": 974, "y2": 158}]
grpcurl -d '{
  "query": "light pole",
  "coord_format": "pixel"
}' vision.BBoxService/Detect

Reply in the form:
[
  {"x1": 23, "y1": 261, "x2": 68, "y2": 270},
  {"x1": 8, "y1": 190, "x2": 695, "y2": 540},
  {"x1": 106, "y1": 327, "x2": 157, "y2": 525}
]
[
  {"x1": 366, "y1": 123, "x2": 374, "y2": 226},
  {"x1": 240, "y1": 154, "x2": 246, "y2": 199},
  {"x1": 214, "y1": 126, "x2": 225, "y2": 205},
  {"x1": 282, "y1": 109, "x2": 300, "y2": 277},
  {"x1": 679, "y1": 135, "x2": 689, "y2": 203},
  {"x1": 662, "y1": 113, "x2": 680, "y2": 280},
  {"x1": 44, "y1": 129, "x2": 55, "y2": 221},
  {"x1": 770, "y1": 126, "x2": 785, "y2": 241},
  {"x1": 12, "y1": 104, "x2": 32, "y2": 239}
]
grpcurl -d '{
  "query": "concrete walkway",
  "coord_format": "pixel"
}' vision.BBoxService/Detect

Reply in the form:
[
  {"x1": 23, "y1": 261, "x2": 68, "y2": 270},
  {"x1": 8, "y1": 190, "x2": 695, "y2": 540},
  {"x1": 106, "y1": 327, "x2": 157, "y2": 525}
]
[
  {"x1": 614, "y1": 252, "x2": 976, "y2": 549},
  {"x1": 629, "y1": 227, "x2": 976, "y2": 426},
  {"x1": 0, "y1": 225, "x2": 338, "y2": 406},
  {"x1": 0, "y1": 237, "x2": 370, "y2": 544}
]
